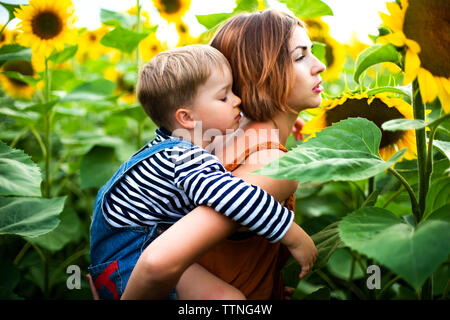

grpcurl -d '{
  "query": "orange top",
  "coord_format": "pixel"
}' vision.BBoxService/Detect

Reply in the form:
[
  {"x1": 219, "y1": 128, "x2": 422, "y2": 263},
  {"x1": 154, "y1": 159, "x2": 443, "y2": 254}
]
[{"x1": 197, "y1": 141, "x2": 295, "y2": 300}]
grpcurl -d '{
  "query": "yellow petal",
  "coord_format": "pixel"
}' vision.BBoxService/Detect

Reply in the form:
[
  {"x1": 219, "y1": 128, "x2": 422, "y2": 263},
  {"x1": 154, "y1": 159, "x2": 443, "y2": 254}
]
[
  {"x1": 417, "y1": 68, "x2": 438, "y2": 103},
  {"x1": 405, "y1": 39, "x2": 421, "y2": 54},
  {"x1": 379, "y1": 12, "x2": 401, "y2": 32},
  {"x1": 403, "y1": 49, "x2": 420, "y2": 85},
  {"x1": 437, "y1": 78, "x2": 450, "y2": 114},
  {"x1": 381, "y1": 32, "x2": 406, "y2": 47}
]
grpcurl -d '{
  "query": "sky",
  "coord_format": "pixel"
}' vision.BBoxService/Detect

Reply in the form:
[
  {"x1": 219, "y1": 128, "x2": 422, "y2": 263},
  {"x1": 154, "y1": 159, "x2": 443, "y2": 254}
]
[{"x1": 1, "y1": 0, "x2": 389, "y2": 45}]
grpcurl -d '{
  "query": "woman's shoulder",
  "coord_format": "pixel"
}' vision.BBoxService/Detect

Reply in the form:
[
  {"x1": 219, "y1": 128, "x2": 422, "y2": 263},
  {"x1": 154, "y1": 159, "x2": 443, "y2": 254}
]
[{"x1": 217, "y1": 119, "x2": 285, "y2": 168}]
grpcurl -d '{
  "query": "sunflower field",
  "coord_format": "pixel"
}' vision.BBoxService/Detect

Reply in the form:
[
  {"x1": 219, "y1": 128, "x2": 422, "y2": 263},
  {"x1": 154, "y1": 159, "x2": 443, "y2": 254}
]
[{"x1": 0, "y1": 0, "x2": 449, "y2": 300}]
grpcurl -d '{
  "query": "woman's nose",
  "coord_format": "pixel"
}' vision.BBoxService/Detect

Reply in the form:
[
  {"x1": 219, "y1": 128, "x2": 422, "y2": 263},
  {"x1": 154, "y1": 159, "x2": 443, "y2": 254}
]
[{"x1": 312, "y1": 56, "x2": 326, "y2": 75}]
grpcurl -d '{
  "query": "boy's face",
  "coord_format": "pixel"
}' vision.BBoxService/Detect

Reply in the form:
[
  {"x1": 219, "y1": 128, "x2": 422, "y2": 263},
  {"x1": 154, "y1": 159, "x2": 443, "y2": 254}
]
[{"x1": 190, "y1": 65, "x2": 242, "y2": 135}]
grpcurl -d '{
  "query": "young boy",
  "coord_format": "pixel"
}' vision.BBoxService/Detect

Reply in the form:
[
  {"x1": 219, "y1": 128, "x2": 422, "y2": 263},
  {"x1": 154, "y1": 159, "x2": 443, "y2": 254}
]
[{"x1": 89, "y1": 45, "x2": 317, "y2": 300}]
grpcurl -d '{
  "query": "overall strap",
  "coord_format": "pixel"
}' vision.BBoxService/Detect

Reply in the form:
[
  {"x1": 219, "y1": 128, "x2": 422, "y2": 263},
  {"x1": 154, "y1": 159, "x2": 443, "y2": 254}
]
[
  {"x1": 224, "y1": 141, "x2": 288, "y2": 172},
  {"x1": 97, "y1": 137, "x2": 193, "y2": 209},
  {"x1": 224, "y1": 140, "x2": 295, "y2": 232}
]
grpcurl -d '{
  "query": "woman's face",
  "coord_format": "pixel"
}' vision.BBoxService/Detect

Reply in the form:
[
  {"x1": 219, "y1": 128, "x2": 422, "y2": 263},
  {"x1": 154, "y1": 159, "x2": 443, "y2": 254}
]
[{"x1": 286, "y1": 26, "x2": 326, "y2": 111}]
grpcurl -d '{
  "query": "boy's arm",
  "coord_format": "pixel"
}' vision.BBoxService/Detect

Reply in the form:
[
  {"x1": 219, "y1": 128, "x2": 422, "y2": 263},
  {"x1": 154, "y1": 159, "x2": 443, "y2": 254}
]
[
  {"x1": 121, "y1": 205, "x2": 238, "y2": 299},
  {"x1": 174, "y1": 149, "x2": 293, "y2": 242},
  {"x1": 121, "y1": 204, "x2": 316, "y2": 299},
  {"x1": 232, "y1": 148, "x2": 298, "y2": 203}
]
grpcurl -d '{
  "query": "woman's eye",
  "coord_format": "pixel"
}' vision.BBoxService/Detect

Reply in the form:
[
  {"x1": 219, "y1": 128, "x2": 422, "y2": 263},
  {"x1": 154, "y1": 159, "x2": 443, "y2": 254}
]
[{"x1": 295, "y1": 55, "x2": 305, "y2": 62}]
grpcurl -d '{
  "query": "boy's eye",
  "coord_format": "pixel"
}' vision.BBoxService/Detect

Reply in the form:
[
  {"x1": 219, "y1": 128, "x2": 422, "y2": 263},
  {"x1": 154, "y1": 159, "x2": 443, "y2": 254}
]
[{"x1": 220, "y1": 96, "x2": 227, "y2": 102}]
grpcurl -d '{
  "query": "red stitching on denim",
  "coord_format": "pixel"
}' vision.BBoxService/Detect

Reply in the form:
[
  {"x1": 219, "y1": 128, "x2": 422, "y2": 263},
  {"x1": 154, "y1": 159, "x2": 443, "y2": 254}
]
[{"x1": 94, "y1": 261, "x2": 120, "y2": 300}]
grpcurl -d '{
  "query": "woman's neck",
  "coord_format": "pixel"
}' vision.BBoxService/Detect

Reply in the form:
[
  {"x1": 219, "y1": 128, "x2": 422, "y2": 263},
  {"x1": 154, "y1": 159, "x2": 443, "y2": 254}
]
[{"x1": 264, "y1": 112, "x2": 299, "y2": 145}]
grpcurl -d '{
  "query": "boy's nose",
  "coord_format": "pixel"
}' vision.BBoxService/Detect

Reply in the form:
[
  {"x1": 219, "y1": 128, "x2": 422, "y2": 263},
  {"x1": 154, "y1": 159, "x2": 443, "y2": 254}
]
[{"x1": 232, "y1": 93, "x2": 241, "y2": 107}]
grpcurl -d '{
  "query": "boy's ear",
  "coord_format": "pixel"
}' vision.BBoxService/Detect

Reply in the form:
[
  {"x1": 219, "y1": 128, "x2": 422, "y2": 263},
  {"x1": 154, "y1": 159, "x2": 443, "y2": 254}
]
[{"x1": 174, "y1": 108, "x2": 195, "y2": 129}]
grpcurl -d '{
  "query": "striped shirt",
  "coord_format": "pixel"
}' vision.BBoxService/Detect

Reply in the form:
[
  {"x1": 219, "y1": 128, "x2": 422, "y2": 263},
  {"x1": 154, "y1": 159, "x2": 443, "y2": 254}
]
[{"x1": 103, "y1": 128, "x2": 293, "y2": 242}]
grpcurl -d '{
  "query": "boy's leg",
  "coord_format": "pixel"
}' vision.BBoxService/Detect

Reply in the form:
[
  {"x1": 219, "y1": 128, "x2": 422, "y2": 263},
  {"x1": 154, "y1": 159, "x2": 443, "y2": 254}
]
[{"x1": 176, "y1": 263, "x2": 246, "y2": 300}]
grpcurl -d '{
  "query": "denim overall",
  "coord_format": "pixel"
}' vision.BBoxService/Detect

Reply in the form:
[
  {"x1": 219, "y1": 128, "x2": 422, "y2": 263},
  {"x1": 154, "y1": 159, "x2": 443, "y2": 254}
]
[{"x1": 89, "y1": 137, "x2": 193, "y2": 300}]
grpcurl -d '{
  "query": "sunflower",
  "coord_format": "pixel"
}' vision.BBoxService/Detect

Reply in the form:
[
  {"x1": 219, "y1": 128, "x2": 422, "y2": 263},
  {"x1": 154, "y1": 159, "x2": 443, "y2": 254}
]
[
  {"x1": 301, "y1": 92, "x2": 417, "y2": 161},
  {"x1": 104, "y1": 67, "x2": 136, "y2": 105},
  {"x1": 304, "y1": 18, "x2": 346, "y2": 82},
  {"x1": 152, "y1": 0, "x2": 191, "y2": 23},
  {"x1": 76, "y1": 26, "x2": 111, "y2": 62},
  {"x1": 14, "y1": 0, "x2": 77, "y2": 58},
  {"x1": 1, "y1": 26, "x2": 13, "y2": 46},
  {"x1": 378, "y1": 0, "x2": 450, "y2": 113},
  {"x1": 127, "y1": 5, "x2": 152, "y2": 28},
  {"x1": 140, "y1": 33, "x2": 167, "y2": 62},
  {"x1": 175, "y1": 20, "x2": 198, "y2": 46},
  {"x1": 0, "y1": 60, "x2": 36, "y2": 99}
]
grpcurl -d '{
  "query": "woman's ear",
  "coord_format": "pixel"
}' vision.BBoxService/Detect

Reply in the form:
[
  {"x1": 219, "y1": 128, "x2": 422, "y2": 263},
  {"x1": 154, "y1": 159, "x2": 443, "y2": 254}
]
[{"x1": 174, "y1": 108, "x2": 195, "y2": 129}]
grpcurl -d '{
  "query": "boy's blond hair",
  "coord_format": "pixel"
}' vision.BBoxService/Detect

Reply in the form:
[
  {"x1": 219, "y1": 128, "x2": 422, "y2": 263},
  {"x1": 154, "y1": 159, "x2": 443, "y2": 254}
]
[{"x1": 137, "y1": 44, "x2": 231, "y2": 130}]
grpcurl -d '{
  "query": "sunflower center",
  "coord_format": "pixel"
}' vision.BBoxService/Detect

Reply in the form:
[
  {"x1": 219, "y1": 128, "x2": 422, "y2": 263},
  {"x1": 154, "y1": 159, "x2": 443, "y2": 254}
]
[
  {"x1": 178, "y1": 23, "x2": 187, "y2": 34},
  {"x1": 325, "y1": 97, "x2": 405, "y2": 148},
  {"x1": 31, "y1": 11, "x2": 63, "y2": 40},
  {"x1": 403, "y1": 0, "x2": 450, "y2": 77},
  {"x1": 160, "y1": 0, "x2": 181, "y2": 14},
  {"x1": 2, "y1": 60, "x2": 34, "y2": 87}
]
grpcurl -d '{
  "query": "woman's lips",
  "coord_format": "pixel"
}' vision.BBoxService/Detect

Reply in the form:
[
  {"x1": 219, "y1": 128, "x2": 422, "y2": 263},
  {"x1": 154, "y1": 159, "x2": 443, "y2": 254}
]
[
  {"x1": 313, "y1": 81, "x2": 323, "y2": 93},
  {"x1": 235, "y1": 111, "x2": 243, "y2": 121}
]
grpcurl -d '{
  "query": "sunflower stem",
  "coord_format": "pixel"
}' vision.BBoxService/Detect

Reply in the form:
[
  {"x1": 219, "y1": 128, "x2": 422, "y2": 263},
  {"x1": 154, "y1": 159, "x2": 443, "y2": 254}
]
[
  {"x1": 387, "y1": 168, "x2": 420, "y2": 223},
  {"x1": 135, "y1": 0, "x2": 142, "y2": 71},
  {"x1": 412, "y1": 79, "x2": 427, "y2": 220},
  {"x1": 43, "y1": 57, "x2": 52, "y2": 198}
]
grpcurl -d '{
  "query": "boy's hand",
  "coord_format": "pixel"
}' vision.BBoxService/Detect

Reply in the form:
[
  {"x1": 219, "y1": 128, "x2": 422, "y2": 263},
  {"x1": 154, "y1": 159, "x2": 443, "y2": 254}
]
[
  {"x1": 291, "y1": 118, "x2": 305, "y2": 141},
  {"x1": 281, "y1": 223, "x2": 318, "y2": 279}
]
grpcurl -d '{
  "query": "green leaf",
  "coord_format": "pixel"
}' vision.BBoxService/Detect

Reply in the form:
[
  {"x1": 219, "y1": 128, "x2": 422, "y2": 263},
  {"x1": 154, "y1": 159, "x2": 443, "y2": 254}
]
[
  {"x1": 1, "y1": 71, "x2": 40, "y2": 87},
  {"x1": 114, "y1": 104, "x2": 147, "y2": 122},
  {"x1": 100, "y1": 8, "x2": 137, "y2": 29},
  {"x1": 423, "y1": 177, "x2": 450, "y2": 220},
  {"x1": 100, "y1": 26, "x2": 149, "y2": 54},
  {"x1": 195, "y1": 13, "x2": 232, "y2": 30},
  {"x1": 327, "y1": 248, "x2": 365, "y2": 281},
  {"x1": 0, "y1": 107, "x2": 39, "y2": 123},
  {"x1": 26, "y1": 209, "x2": 82, "y2": 251},
  {"x1": 366, "y1": 86, "x2": 411, "y2": 98},
  {"x1": 433, "y1": 139, "x2": 450, "y2": 161},
  {"x1": 234, "y1": 0, "x2": 259, "y2": 12},
  {"x1": 0, "y1": 141, "x2": 41, "y2": 197},
  {"x1": 0, "y1": 196, "x2": 66, "y2": 238},
  {"x1": 0, "y1": 1, "x2": 21, "y2": 22},
  {"x1": 312, "y1": 41, "x2": 326, "y2": 65},
  {"x1": 280, "y1": 0, "x2": 333, "y2": 18},
  {"x1": 255, "y1": 118, "x2": 406, "y2": 183},
  {"x1": 80, "y1": 146, "x2": 120, "y2": 189},
  {"x1": 339, "y1": 205, "x2": 450, "y2": 290},
  {"x1": 0, "y1": 44, "x2": 31, "y2": 66},
  {"x1": 61, "y1": 79, "x2": 115, "y2": 103},
  {"x1": 382, "y1": 119, "x2": 427, "y2": 131},
  {"x1": 48, "y1": 45, "x2": 78, "y2": 64},
  {"x1": 354, "y1": 44, "x2": 402, "y2": 83}
]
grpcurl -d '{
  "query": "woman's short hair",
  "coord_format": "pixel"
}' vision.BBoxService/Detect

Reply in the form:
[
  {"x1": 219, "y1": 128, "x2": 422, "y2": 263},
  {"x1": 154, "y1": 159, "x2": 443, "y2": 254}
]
[{"x1": 210, "y1": 9, "x2": 305, "y2": 121}]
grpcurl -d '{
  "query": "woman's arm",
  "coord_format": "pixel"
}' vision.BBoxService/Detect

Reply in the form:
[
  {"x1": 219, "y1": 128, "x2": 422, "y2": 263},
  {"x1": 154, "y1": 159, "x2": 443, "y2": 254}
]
[
  {"x1": 232, "y1": 148, "x2": 298, "y2": 202},
  {"x1": 121, "y1": 205, "x2": 238, "y2": 299}
]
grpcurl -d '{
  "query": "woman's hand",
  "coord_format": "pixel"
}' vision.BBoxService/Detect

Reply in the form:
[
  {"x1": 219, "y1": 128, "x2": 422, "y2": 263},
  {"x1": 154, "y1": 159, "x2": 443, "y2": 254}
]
[{"x1": 291, "y1": 118, "x2": 305, "y2": 141}]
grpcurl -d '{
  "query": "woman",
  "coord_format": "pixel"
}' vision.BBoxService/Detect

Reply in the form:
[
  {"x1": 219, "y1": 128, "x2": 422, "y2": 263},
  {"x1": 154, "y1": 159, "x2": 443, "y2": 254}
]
[{"x1": 121, "y1": 9, "x2": 326, "y2": 300}]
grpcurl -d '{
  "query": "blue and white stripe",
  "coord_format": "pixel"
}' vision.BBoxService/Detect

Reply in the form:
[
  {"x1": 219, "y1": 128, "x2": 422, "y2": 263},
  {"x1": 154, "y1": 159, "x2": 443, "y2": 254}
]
[{"x1": 103, "y1": 128, "x2": 293, "y2": 242}]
